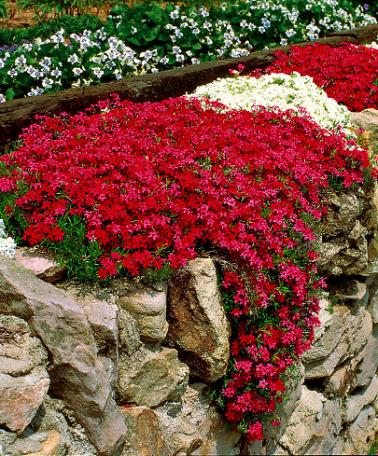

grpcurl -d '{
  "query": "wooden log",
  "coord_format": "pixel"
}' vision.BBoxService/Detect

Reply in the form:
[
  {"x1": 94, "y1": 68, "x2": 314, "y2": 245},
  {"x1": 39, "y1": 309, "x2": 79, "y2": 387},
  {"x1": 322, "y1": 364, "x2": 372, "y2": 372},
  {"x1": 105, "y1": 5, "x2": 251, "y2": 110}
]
[{"x1": 0, "y1": 23, "x2": 376, "y2": 149}]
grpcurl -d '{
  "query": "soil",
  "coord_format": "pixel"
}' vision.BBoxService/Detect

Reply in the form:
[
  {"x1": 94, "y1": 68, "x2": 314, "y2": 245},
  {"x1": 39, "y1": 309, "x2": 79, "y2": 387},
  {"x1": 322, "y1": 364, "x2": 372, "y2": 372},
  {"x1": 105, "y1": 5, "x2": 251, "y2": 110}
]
[{"x1": 0, "y1": 1, "x2": 115, "y2": 29}]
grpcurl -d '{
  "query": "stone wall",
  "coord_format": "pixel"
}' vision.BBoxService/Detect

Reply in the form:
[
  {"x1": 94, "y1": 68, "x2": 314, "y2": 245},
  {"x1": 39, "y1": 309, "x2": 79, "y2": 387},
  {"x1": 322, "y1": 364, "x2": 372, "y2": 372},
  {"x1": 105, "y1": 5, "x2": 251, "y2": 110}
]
[{"x1": 1, "y1": 118, "x2": 378, "y2": 455}]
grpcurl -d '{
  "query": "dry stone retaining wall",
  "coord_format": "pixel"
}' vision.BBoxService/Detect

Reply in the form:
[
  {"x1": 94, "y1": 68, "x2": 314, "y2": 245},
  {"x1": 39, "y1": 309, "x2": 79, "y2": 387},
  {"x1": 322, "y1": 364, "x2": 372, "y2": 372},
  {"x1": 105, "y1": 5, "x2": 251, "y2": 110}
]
[{"x1": 0, "y1": 175, "x2": 378, "y2": 455}]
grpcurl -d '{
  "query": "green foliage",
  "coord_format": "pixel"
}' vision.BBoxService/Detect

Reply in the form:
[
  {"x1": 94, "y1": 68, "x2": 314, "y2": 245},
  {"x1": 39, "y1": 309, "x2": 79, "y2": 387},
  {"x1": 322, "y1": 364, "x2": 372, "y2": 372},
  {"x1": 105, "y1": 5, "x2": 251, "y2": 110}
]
[
  {"x1": 0, "y1": 0, "x2": 6, "y2": 19},
  {"x1": 46, "y1": 215, "x2": 103, "y2": 282},
  {"x1": 16, "y1": 0, "x2": 108, "y2": 17},
  {"x1": 0, "y1": 14, "x2": 103, "y2": 46}
]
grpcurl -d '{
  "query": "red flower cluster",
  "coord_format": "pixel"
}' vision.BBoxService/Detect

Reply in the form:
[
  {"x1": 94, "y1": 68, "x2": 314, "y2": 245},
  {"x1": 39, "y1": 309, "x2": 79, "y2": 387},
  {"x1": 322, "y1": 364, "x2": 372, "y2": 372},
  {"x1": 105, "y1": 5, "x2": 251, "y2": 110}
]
[
  {"x1": 254, "y1": 42, "x2": 378, "y2": 111},
  {"x1": 0, "y1": 96, "x2": 371, "y2": 439}
]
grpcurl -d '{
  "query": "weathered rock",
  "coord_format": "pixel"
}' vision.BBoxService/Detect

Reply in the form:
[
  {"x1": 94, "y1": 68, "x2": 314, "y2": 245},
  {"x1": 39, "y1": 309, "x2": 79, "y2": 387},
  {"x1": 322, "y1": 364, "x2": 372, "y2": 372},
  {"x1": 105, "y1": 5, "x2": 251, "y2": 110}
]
[
  {"x1": 167, "y1": 258, "x2": 230, "y2": 383},
  {"x1": 5, "y1": 431, "x2": 63, "y2": 456},
  {"x1": 350, "y1": 108, "x2": 378, "y2": 130},
  {"x1": 117, "y1": 346, "x2": 189, "y2": 407},
  {"x1": 265, "y1": 363, "x2": 305, "y2": 454},
  {"x1": 367, "y1": 274, "x2": 378, "y2": 323},
  {"x1": 352, "y1": 326, "x2": 378, "y2": 389},
  {"x1": 341, "y1": 405, "x2": 378, "y2": 455},
  {"x1": 24, "y1": 431, "x2": 62, "y2": 456},
  {"x1": 0, "y1": 369, "x2": 50, "y2": 434},
  {"x1": 118, "y1": 308, "x2": 142, "y2": 356},
  {"x1": 303, "y1": 304, "x2": 371, "y2": 379},
  {"x1": 318, "y1": 221, "x2": 368, "y2": 276},
  {"x1": 0, "y1": 256, "x2": 127, "y2": 456},
  {"x1": 155, "y1": 409, "x2": 203, "y2": 455},
  {"x1": 118, "y1": 288, "x2": 168, "y2": 343},
  {"x1": 278, "y1": 387, "x2": 341, "y2": 455},
  {"x1": 15, "y1": 247, "x2": 66, "y2": 283},
  {"x1": 342, "y1": 375, "x2": 378, "y2": 423},
  {"x1": 179, "y1": 383, "x2": 241, "y2": 456},
  {"x1": 330, "y1": 278, "x2": 368, "y2": 304},
  {"x1": 32, "y1": 397, "x2": 97, "y2": 456},
  {"x1": 122, "y1": 406, "x2": 169, "y2": 456},
  {"x1": 65, "y1": 286, "x2": 118, "y2": 360},
  {"x1": 320, "y1": 192, "x2": 365, "y2": 238},
  {"x1": 0, "y1": 316, "x2": 50, "y2": 433}
]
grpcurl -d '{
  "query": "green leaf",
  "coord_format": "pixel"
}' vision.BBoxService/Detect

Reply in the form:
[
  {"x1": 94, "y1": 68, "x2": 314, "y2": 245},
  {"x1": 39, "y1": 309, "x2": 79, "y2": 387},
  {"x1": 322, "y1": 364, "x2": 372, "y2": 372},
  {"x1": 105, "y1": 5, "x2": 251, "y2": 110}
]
[{"x1": 5, "y1": 88, "x2": 15, "y2": 101}]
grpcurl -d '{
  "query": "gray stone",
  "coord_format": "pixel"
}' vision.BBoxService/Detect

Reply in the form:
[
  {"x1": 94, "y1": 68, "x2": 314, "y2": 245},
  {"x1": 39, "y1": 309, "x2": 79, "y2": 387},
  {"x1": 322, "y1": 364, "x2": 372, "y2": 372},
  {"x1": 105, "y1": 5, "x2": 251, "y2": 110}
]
[
  {"x1": 278, "y1": 387, "x2": 341, "y2": 455},
  {"x1": 117, "y1": 346, "x2": 189, "y2": 407},
  {"x1": 342, "y1": 376, "x2": 378, "y2": 423},
  {"x1": 303, "y1": 304, "x2": 371, "y2": 379},
  {"x1": 320, "y1": 192, "x2": 364, "y2": 238},
  {"x1": 118, "y1": 308, "x2": 142, "y2": 356},
  {"x1": 167, "y1": 258, "x2": 230, "y2": 383},
  {"x1": 350, "y1": 109, "x2": 378, "y2": 130},
  {"x1": 353, "y1": 326, "x2": 378, "y2": 389},
  {"x1": 65, "y1": 286, "x2": 118, "y2": 360},
  {"x1": 0, "y1": 256, "x2": 127, "y2": 456},
  {"x1": 318, "y1": 221, "x2": 368, "y2": 276},
  {"x1": 178, "y1": 383, "x2": 241, "y2": 456},
  {"x1": 343, "y1": 405, "x2": 378, "y2": 455},
  {"x1": 118, "y1": 288, "x2": 168, "y2": 343}
]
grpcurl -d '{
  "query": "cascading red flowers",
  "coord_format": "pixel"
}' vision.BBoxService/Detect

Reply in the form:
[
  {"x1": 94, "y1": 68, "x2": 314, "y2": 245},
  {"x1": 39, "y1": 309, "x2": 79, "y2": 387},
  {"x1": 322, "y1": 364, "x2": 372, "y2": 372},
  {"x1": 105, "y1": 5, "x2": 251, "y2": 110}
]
[
  {"x1": 0, "y1": 96, "x2": 372, "y2": 439},
  {"x1": 253, "y1": 42, "x2": 378, "y2": 111}
]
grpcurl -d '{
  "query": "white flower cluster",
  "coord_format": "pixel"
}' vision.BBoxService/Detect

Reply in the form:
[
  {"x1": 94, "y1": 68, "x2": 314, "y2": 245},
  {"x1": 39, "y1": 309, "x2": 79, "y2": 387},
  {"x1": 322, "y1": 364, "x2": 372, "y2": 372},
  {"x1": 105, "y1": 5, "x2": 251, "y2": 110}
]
[
  {"x1": 189, "y1": 72, "x2": 351, "y2": 131},
  {"x1": 0, "y1": 219, "x2": 16, "y2": 257},
  {"x1": 0, "y1": 0, "x2": 375, "y2": 102}
]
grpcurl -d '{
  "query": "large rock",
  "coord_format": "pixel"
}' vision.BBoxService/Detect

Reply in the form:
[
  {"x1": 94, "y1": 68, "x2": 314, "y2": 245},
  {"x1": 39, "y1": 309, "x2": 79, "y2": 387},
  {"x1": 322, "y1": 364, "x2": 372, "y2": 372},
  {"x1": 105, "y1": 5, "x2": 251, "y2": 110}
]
[
  {"x1": 0, "y1": 256, "x2": 127, "y2": 456},
  {"x1": 278, "y1": 387, "x2": 341, "y2": 455},
  {"x1": 320, "y1": 192, "x2": 365, "y2": 238},
  {"x1": 350, "y1": 108, "x2": 378, "y2": 130},
  {"x1": 122, "y1": 406, "x2": 169, "y2": 456},
  {"x1": 303, "y1": 302, "x2": 371, "y2": 379},
  {"x1": 63, "y1": 285, "x2": 119, "y2": 360},
  {"x1": 15, "y1": 247, "x2": 66, "y2": 283},
  {"x1": 318, "y1": 221, "x2": 368, "y2": 276},
  {"x1": 337, "y1": 405, "x2": 378, "y2": 455},
  {"x1": 342, "y1": 376, "x2": 378, "y2": 423},
  {"x1": 0, "y1": 316, "x2": 49, "y2": 433},
  {"x1": 117, "y1": 346, "x2": 189, "y2": 407},
  {"x1": 118, "y1": 287, "x2": 168, "y2": 343},
  {"x1": 118, "y1": 308, "x2": 142, "y2": 356},
  {"x1": 167, "y1": 258, "x2": 230, "y2": 383},
  {"x1": 6, "y1": 431, "x2": 63, "y2": 456}
]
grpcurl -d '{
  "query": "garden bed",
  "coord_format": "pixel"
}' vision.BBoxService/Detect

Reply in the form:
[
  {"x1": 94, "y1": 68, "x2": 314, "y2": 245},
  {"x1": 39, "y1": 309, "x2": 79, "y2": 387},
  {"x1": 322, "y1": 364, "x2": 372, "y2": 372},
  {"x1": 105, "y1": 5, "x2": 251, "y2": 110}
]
[{"x1": 1, "y1": 23, "x2": 378, "y2": 149}]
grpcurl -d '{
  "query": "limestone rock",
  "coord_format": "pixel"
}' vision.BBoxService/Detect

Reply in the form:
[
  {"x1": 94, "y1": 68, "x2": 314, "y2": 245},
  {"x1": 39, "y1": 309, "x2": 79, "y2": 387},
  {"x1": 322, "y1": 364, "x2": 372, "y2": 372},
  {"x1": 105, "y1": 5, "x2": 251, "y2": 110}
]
[
  {"x1": 117, "y1": 346, "x2": 189, "y2": 407},
  {"x1": 118, "y1": 288, "x2": 168, "y2": 343},
  {"x1": 342, "y1": 405, "x2": 378, "y2": 455},
  {"x1": 265, "y1": 363, "x2": 305, "y2": 454},
  {"x1": 320, "y1": 192, "x2": 364, "y2": 238},
  {"x1": 350, "y1": 108, "x2": 378, "y2": 130},
  {"x1": 0, "y1": 316, "x2": 49, "y2": 433},
  {"x1": 352, "y1": 326, "x2": 378, "y2": 389},
  {"x1": 118, "y1": 308, "x2": 142, "y2": 356},
  {"x1": 122, "y1": 406, "x2": 169, "y2": 456},
  {"x1": 318, "y1": 221, "x2": 368, "y2": 276},
  {"x1": 278, "y1": 387, "x2": 341, "y2": 455},
  {"x1": 303, "y1": 304, "x2": 371, "y2": 379},
  {"x1": 65, "y1": 285, "x2": 118, "y2": 360},
  {"x1": 155, "y1": 409, "x2": 203, "y2": 455},
  {"x1": 15, "y1": 247, "x2": 66, "y2": 283},
  {"x1": 342, "y1": 376, "x2": 378, "y2": 423},
  {"x1": 367, "y1": 274, "x2": 378, "y2": 323},
  {"x1": 167, "y1": 258, "x2": 230, "y2": 383},
  {"x1": 0, "y1": 256, "x2": 127, "y2": 456},
  {"x1": 146, "y1": 383, "x2": 240, "y2": 455}
]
